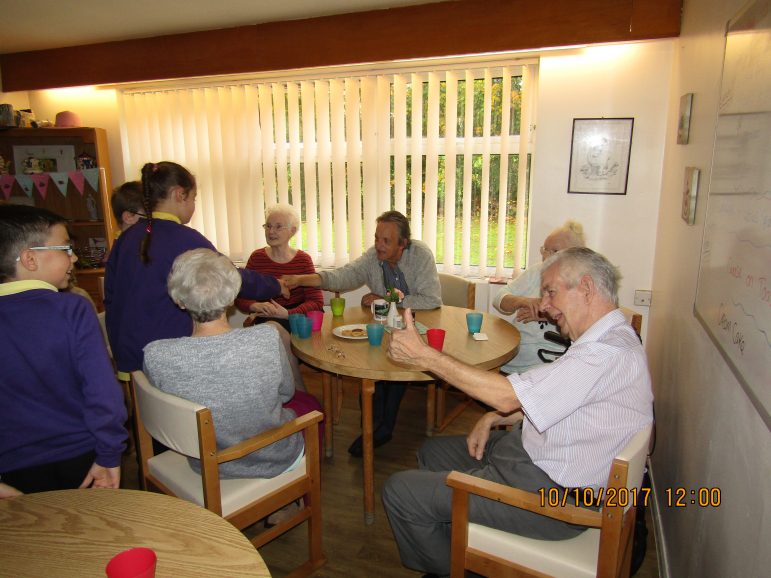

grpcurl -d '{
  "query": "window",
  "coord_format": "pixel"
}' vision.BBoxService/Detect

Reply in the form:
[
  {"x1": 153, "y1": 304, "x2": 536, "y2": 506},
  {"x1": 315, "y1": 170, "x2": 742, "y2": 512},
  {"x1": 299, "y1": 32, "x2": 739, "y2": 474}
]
[{"x1": 119, "y1": 59, "x2": 537, "y2": 276}]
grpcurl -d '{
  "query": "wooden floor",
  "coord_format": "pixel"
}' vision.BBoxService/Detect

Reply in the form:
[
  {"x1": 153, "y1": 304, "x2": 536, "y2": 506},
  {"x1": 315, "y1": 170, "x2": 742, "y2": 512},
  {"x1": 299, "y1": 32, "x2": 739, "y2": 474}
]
[{"x1": 122, "y1": 366, "x2": 660, "y2": 578}]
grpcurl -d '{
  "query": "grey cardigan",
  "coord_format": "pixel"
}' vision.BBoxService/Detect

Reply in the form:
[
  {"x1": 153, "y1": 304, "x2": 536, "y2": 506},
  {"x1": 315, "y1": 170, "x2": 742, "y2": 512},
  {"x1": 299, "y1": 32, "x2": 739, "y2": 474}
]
[
  {"x1": 318, "y1": 240, "x2": 442, "y2": 310},
  {"x1": 143, "y1": 325, "x2": 303, "y2": 479}
]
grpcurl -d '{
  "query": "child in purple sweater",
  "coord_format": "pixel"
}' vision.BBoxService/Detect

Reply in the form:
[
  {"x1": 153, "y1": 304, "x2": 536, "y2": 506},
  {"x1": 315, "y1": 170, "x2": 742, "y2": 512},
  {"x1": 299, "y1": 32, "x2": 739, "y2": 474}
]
[
  {"x1": 105, "y1": 161, "x2": 288, "y2": 376},
  {"x1": 0, "y1": 205, "x2": 127, "y2": 494}
]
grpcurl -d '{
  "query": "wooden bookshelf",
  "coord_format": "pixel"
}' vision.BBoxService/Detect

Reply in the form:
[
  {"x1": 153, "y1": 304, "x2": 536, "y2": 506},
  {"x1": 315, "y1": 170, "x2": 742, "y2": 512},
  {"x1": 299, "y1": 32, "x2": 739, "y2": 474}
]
[{"x1": 0, "y1": 127, "x2": 115, "y2": 310}]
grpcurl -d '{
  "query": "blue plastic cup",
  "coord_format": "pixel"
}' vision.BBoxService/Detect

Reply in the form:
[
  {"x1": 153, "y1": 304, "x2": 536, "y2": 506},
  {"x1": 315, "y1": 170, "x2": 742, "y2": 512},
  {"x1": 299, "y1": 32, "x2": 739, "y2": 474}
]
[
  {"x1": 366, "y1": 323, "x2": 385, "y2": 346},
  {"x1": 466, "y1": 312, "x2": 483, "y2": 334},
  {"x1": 288, "y1": 313, "x2": 305, "y2": 335},
  {"x1": 296, "y1": 316, "x2": 313, "y2": 339}
]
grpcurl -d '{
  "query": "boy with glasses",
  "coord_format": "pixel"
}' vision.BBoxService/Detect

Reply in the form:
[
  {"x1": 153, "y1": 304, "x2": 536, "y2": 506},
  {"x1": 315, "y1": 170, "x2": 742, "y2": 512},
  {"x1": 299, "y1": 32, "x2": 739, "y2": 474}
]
[{"x1": 0, "y1": 204, "x2": 127, "y2": 494}]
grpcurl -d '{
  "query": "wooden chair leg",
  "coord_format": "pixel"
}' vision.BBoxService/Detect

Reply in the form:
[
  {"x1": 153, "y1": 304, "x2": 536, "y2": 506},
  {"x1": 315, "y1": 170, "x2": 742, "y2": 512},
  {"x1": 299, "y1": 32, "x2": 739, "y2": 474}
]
[
  {"x1": 426, "y1": 382, "x2": 436, "y2": 437},
  {"x1": 333, "y1": 375, "x2": 343, "y2": 425},
  {"x1": 435, "y1": 381, "x2": 446, "y2": 429},
  {"x1": 435, "y1": 381, "x2": 474, "y2": 433}
]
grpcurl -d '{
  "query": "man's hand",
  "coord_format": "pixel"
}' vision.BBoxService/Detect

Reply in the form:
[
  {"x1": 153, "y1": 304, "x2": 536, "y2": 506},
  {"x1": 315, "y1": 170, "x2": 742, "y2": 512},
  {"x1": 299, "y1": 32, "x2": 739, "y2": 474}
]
[
  {"x1": 281, "y1": 275, "x2": 301, "y2": 289},
  {"x1": 360, "y1": 292, "x2": 384, "y2": 307},
  {"x1": 466, "y1": 411, "x2": 502, "y2": 460},
  {"x1": 387, "y1": 308, "x2": 439, "y2": 368},
  {"x1": 251, "y1": 299, "x2": 288, "y2": 319},
  {"x1": 277, "y1": 278, "x2": 291, "y2": 299},
  {"x1": 79, "y1": 463, "x2": 121, "y2": 489}
]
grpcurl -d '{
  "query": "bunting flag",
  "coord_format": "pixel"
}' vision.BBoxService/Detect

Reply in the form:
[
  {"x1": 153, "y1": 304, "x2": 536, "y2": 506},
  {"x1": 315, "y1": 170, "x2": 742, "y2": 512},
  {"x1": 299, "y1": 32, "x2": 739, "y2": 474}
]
[
  {"x1": 50, "y1": 172, "x2": 70, "y2": 196},
  {"x1": 4, "y1": 169, "x2": 99, "y2": 199},
  {"x1": 31, "y1": 174, "x2": 51, "y2": 199},
  {"x1": 82, "y1": 168, "x2": 100, "y2": 193},
  {"x1": 68, "y1": 171, "x2": 86, "y2": 196},
  {"x1": 0, "y1": 175, "x2": 14, "y2": 200},
  {"x1": 15, "y1": 174, "x2": 34, "y2": 197}
]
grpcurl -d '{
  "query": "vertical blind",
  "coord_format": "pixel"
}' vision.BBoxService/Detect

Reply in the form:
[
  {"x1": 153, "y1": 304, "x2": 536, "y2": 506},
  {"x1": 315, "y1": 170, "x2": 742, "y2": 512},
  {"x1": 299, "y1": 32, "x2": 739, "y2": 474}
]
[{"x1": 118, "y1": 61, "x2": 537, "y2": 276}]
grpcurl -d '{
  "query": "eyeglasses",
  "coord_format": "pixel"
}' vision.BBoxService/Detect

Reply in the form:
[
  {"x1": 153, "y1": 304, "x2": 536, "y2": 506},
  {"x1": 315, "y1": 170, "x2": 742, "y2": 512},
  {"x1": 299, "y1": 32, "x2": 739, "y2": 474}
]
[
  {"x1": 262, "y1": 223, "x2": 289, "y2": 232},
  {"x1": 16, "y1": 245, "x2": 75, "y2": 261}
]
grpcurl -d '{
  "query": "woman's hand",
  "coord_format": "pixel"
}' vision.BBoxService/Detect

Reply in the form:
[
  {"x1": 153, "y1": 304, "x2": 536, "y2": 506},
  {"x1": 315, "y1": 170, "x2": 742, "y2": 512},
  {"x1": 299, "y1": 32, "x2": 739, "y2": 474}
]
[
  {"x1": 514, "y1": 297, "x2": 543, "y2": 323},
  {"x1": 251, "y1": 300, "x2": 288, "y2": 319}
]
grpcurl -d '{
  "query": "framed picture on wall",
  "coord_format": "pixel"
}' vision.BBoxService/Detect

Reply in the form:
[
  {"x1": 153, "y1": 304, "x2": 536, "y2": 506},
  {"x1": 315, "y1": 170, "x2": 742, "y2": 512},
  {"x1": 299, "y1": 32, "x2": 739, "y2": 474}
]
[
  {"x1": 12, "y1": 145, "x2": 76, "y2": 175},
  {"x1": 677, "y1": 93, "x2": 694, "y2": 144},
  {"x1": 568, "y1": 117, "x2": 634, "y2": 195},
  {"x1": 681, "y1": 166, "x2": 700, "y2": 224}
]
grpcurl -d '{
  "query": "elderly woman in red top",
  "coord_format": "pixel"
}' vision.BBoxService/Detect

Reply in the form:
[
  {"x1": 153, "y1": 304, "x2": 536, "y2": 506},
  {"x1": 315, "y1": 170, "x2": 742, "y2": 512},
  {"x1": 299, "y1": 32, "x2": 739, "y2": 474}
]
[{"x1": 235, "y1": 203, "x2": 323, "y2": 331}]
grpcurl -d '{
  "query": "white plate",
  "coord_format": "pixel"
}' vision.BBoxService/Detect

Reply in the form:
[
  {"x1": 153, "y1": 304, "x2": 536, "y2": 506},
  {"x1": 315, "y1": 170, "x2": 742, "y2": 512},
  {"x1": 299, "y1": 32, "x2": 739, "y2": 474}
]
[{"x1": 332, "y1": 324, "x2": 369, "y2": 340}]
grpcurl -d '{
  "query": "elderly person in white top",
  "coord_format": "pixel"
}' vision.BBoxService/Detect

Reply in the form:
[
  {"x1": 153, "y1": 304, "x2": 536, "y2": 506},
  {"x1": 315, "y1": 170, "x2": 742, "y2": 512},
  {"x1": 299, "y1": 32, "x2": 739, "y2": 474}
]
[
  {"x1": 283, "y1": 210, "x2": 442, "y2": 457},
  {"x1": 493, "y1": 220, "x2": 586, "y2": 374},
  {"x1": 142, "y1": 248, "x2": 321, "y2": 480},
  {"x1": 383, "y1": 247, "x2": 653, "y2": 578}
]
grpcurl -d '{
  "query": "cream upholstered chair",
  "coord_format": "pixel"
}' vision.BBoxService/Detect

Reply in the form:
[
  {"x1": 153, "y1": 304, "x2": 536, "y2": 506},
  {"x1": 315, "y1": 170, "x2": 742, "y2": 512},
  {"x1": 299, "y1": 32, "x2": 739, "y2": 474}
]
[
  {"x1": 131, "y1": 370, "x2": 326, "y2": 578},
  {"x1": 433, "y1": 273, "x2": 477, "y2": 432},
  {"x1": 447, "y1": 424, "x2": 653, "y2": 578},
  {"x1": 438, "y1": 272, "x2": 476, "y2": 310}
]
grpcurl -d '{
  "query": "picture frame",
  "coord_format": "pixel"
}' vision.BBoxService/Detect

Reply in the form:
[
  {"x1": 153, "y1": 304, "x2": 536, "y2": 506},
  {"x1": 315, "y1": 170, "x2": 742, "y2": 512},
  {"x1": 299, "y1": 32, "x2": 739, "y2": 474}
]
[
  {"x1": 681, "y1": 166, "x2": 700, "y2": 224},
  {"x1": 677, "y1": 93, "x2": 694, "y2": 144},
  {"x1": 12, "y1": 145, "x2": 76, "y2": 175},
  {"x1": 568, "y1": 118, "x2": 634, "y2": 195}
]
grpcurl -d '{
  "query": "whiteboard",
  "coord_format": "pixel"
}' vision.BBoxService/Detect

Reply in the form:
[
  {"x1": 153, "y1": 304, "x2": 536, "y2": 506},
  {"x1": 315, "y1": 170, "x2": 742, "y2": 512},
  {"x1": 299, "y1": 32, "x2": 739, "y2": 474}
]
[{"x1": 694, "y1": 0, "x2": 771, "y2": 429}]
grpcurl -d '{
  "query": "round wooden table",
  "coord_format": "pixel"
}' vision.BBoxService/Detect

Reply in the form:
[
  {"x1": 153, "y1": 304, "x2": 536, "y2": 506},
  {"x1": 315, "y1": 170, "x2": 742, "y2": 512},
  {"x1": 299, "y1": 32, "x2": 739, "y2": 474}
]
[
  {"x1": 291, "y1": 305, "x2": 520, "y2": 524},
  {"x1": 0, "y1": 489, "x2": 271, "y2": 577}
]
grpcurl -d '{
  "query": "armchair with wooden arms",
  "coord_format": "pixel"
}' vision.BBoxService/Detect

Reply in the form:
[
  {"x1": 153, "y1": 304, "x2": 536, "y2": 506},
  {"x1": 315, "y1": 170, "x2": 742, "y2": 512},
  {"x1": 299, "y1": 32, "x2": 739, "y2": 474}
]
[
  {"x1": 130, "y1": 370, "x2": 326, "y2": 578},
  {"x1": 447, "y1": 424, "x2": 653, "y2": 578}
]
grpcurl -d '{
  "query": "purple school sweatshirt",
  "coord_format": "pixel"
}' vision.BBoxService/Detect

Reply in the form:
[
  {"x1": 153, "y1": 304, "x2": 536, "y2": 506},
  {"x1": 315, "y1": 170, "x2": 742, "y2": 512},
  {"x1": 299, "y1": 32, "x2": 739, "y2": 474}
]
[
  {"x1": 104, "y1": 217, "x2": 281, "y2": 373},
  {"x1": 0, "y1": 285, "x2": 127, "y2": 473}
]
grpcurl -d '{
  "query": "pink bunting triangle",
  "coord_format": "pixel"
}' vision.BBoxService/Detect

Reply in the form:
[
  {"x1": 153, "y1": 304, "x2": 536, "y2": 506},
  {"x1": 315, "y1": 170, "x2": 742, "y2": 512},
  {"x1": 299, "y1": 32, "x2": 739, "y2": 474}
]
[
  {"x1": 15, "y1": 175, "x2": 34, "y2": 197},
  {"x1": 0, "y1": 175, "x2": 15, "y2": 200},
  {"x1": 68, "y1": 171, "x2": 85, "y2": 195},
  {"x1": 49, "y1": 171, "x2": 70, "y2": 197},
  {"x1": 31, "y1": 174, "x2": 51, "y2": 199}
]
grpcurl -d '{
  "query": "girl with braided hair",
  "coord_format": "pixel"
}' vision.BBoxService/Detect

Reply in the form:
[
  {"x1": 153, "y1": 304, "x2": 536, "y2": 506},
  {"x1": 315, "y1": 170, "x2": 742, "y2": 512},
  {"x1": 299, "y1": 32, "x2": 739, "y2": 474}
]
[{"x1": 104, "y1": 161, "x2": 288, "y2": 377}]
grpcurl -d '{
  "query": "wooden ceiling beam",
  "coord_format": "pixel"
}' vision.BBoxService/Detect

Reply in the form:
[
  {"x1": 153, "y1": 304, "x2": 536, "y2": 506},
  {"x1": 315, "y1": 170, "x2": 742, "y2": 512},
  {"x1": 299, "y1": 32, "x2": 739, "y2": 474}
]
[{"x1": 0, "y1": 0, "x2": 681, "y2": 92}]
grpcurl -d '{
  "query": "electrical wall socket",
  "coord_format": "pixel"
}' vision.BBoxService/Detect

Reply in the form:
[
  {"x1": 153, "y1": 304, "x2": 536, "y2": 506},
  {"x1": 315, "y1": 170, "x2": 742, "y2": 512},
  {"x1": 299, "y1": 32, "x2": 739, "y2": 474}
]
[{"x1": 634, "y1": 290, "x2": 652, "y2": 307}]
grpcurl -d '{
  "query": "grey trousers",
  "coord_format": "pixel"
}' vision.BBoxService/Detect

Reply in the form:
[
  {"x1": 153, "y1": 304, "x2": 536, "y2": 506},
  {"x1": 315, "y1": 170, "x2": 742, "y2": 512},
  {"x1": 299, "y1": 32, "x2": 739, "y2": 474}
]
[{"x1": 382, "y1": 426, "x2": 585, "y2": 576}]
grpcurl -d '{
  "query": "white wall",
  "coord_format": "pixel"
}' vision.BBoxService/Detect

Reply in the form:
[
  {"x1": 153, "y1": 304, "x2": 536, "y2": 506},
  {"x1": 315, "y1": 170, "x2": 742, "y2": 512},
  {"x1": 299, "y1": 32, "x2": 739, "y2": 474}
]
[
  {"x1": 530, "y1": 41, "x2": 673, "y2": 328},
  {"x1": 0, "y1": 89, "x2": 30, "y2": 112},
  {"x1": 647, "y1": 0, "x2": 771, "y2": 576},
  {"x1": 26, "y1": 87, "x2": 126, "y2": 186}
]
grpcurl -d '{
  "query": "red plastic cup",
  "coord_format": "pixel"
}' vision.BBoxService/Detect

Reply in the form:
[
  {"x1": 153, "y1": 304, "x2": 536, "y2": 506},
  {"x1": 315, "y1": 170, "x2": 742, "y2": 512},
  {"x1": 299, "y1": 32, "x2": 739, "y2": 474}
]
[
  {"x1": 105, "y1": 547, "x2": 157, "y2": 578},
  {"x1": 426, "y1": 328, "x2": 446, "y2": 352},
  {"x1": 306, "y1": 310, "x2": 324, "y2": 332}
]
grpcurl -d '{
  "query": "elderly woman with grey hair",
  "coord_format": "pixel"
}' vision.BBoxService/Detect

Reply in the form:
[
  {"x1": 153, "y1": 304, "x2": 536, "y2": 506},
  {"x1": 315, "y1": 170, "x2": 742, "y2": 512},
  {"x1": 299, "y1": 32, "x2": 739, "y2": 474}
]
[
  {"x1": 492, "y1": 220, "x2": 587, "y2": 374},
  {"x1": 142, "y1": 248, "x2": 322, "y2": 479},
  {"x1": 235, "y1": 203, "x2": 323, "y2": 330}
]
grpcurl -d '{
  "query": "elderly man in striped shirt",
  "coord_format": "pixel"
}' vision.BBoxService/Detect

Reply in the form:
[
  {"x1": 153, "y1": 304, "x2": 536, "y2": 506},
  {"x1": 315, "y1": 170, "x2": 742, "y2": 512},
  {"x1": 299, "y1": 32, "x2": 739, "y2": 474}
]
[{"x1": 384, "y1": 247, "x2": 654, "y2": 578}]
